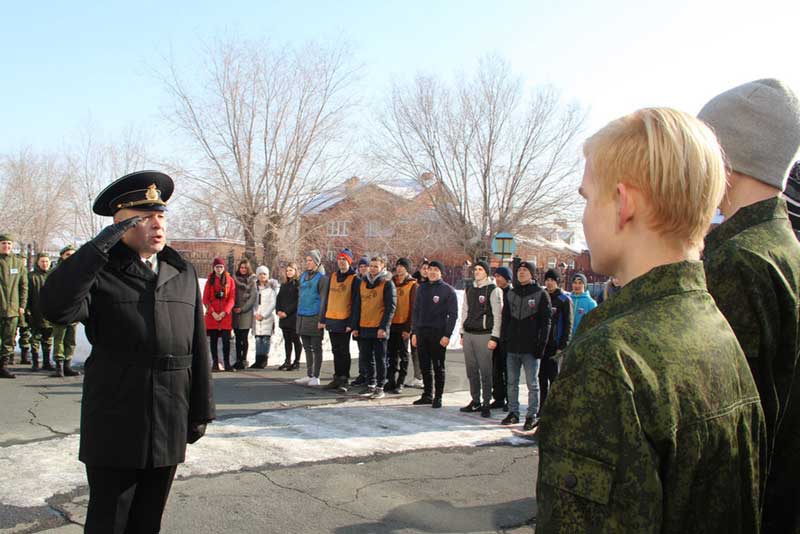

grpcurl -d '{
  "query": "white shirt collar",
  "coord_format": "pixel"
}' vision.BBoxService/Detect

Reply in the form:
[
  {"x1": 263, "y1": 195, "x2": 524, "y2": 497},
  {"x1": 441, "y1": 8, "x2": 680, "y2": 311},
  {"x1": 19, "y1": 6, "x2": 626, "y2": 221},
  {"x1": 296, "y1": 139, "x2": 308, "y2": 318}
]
[{"x1": 142, "y1": 254, "x2": 158, "y2": 275}]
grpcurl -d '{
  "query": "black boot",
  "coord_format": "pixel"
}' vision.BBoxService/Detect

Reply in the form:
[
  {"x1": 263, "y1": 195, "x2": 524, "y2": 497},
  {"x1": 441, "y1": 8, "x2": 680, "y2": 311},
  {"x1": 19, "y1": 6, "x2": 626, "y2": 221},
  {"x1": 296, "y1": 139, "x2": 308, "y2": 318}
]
[
  {"x1": 211, "y1": 357, "x2": 222, "y2": 372},
  {"x1": 290, "y1": 360, "x2": 300, "y2": 370},
  {"x1": 51, "y1": 361, "x2": 65, "y2": 378},
  {"x1": 41, "y1": 345, "x2": 53, "y2": 371},
  {"x1": 278, "y1": 359, "x2": 290, "y2": 371},
  {"x1": 20, "y1": 347, "x2": 31, "y2": 365},
  {"x1": 31, "y1": 350, "x2": 40, "y2": 371},
  {"x1": 63, "y1": 360, "x2": 80, "y2": 377},
  {"x1": 0, "y1": 357, "x2": 15, "y2": 379},
  {"x1": 249, "y1": 354, "x2": 268, "y2": 369}
]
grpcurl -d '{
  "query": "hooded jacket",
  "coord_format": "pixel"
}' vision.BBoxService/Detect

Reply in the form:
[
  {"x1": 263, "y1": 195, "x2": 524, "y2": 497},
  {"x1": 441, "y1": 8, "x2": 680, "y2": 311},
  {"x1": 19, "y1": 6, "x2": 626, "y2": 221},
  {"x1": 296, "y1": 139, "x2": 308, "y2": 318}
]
[
  {"x1": 232, "y1": 273, "x2": 257, "y2": 330},
  {"x1": 352, "y1": 269, "x2": 396, "y2": 338},
  {"x1": 203, "y1": 271, "x2": 235, "y2": 331},
  {"x1": 571, "y1": 291, "x2": 597, "y2": 335},
  {"x1": 545, "y1": 288, "x2": 573, "y2": 354},
  {"x1": 460, "y1": 276, "x2": 503, "y2": 342},
  {"x1": 253, "y1": 279, "x2": 278, "y2": 336},
  {"x1": 412, "y1": 278, "x2": 458, "y2": 338}
]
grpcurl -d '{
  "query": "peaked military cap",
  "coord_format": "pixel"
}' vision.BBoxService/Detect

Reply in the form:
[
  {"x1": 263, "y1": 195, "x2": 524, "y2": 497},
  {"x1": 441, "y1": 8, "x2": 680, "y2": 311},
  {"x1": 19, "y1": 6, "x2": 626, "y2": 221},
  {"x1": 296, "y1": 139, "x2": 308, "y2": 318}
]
[{"x1": 92, "y1": 170, "x2": 174, "y2": 216}]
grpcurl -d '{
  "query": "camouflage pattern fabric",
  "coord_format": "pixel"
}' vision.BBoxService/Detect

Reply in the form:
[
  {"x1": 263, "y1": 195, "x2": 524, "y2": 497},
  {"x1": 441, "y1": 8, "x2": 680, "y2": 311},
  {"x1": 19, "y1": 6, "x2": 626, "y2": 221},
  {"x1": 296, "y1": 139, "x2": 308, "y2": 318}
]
[
  {"x1": 704, "y1": 196, "x2": 800, "y2": 533},
  {"x1": 536, "y1": 261, "x2": 765, "y2": 533},
  {"x1": 30, "y1": 326, "x2": 53, "y2": 353},
  {"x1": 0, "y1": 317, "x2": 18, "y2": 360},
  {"x1": 17, "y1": 323, "x2": 30, "y2": 350},
  {"x1": 0, "y1": 254, "x2": 27, "y2": 318},
  {"x1": 52, "y1": 323, "x2": 76, "y2": 362}
]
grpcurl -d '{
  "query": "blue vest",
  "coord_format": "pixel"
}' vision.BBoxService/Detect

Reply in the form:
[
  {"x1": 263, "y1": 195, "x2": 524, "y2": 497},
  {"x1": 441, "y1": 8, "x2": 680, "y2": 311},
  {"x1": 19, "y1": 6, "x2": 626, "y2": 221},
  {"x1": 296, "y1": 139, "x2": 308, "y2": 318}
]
[{"x1": 298, "y1": 271, "x2": 323, "y2": 316}]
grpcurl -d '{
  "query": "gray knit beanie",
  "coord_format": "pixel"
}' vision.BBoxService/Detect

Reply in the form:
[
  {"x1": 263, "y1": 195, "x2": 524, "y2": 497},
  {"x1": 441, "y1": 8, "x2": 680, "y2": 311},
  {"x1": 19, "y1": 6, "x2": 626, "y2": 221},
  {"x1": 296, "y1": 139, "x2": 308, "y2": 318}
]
[
  {"x1": 698, "y1": 78, "x2": 800, "y2": 190},
  {"x1": 307, "y1": 249, "x2": 322, "y2": 266}
]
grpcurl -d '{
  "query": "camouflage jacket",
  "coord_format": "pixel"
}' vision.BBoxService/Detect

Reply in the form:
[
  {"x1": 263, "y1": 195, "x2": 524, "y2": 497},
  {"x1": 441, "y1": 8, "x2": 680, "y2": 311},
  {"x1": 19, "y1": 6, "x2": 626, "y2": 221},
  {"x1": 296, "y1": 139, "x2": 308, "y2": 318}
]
[
  {"x1": 536, "y1": 261, "x2": 765, "y2": 533},
  {"x1": 26, "y1": 267, "x2": 50, "y2": 330},
  {"x1": 704, "y1": 196, "x2": 800, "y2": 533},
  {"x1": 0, "y1": 253, "x2": 28, "y2": 318}
]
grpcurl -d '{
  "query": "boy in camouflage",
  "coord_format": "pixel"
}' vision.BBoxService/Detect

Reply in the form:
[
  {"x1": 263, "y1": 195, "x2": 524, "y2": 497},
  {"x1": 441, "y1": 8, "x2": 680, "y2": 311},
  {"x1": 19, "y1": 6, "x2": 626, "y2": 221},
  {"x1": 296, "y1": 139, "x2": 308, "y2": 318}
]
[
  {"x1": 699, "y1": 79, "x2": 800, "y2": 533},
  {"x1": 51, "y1": 245, "x2": 80, "y2": 377},
  {"x1": 27, "y1": 252, "x2": 54, "y2": 371},
  {"x1": 0, "y1": 233, "x2": 27, "y2": 379},
  {"x1": 536, "y1": 108, "x2": 765, "y2": 532}
]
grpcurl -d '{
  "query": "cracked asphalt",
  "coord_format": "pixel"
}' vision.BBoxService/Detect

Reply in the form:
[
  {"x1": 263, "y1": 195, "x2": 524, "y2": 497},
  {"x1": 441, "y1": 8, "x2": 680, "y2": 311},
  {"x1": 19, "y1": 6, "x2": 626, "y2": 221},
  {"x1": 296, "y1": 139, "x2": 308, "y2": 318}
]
[{"x1": 0, "y1": 352, "x2": 539, "y2": 533}]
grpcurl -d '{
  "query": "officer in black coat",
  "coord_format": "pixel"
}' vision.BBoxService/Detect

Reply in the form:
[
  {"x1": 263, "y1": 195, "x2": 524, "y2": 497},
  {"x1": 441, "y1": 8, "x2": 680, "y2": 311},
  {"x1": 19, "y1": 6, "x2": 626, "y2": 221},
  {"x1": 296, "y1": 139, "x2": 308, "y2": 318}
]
[{"x1": 41, "y1": 170, "x2": 215, "y2": 534}]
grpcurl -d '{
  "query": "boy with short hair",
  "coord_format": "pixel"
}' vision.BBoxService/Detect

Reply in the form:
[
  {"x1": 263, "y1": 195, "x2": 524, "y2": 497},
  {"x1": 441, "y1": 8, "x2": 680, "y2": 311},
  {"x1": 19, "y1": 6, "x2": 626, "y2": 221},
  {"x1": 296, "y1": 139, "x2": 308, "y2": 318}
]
[{"x1": 537, "y1": 108, "x2": 765, "y2": 532}]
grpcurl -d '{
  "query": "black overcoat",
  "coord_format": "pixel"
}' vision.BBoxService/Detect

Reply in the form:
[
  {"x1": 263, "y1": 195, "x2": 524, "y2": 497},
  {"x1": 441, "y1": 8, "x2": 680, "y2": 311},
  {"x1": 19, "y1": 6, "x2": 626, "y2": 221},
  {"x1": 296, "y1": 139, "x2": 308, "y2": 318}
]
[{"x1": 41, "y1": 241, "x2": 215, "y2": 469}]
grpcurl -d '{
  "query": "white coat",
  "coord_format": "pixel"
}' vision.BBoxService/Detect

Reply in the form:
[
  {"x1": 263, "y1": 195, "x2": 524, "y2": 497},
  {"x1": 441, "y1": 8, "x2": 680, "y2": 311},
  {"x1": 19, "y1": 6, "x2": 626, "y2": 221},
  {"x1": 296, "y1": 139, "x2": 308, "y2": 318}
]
[{"x1": 253, "y1": 281, "x2": 278, "y2": 336}]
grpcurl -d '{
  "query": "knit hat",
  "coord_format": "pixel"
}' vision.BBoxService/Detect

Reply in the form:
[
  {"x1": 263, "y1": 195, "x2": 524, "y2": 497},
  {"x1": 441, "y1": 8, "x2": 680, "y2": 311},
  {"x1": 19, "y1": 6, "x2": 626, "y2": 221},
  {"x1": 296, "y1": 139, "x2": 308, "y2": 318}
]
[
  {"x1": 428, "y1": 260, "x2": 445, "y2": 272},
  {"x1": 36, "y1": 252, "x2": 49, "y2": 260},
  {"x1": 572, "y1": 272, "x2": 588, "y2": 286},
  {"x1": 698, "y1": 78, "x2": 800, "y2": 190},
  {"x1": 396, "y1": 257, "x2": 411, "y2": 270},
  {"x1": 357, "y1": 256, "x2": 369, "y2": 267},
  {"x1": 307, "y1": 249, "x2": 322, "y2": 266},
  {"x1": 212, "y1": 257, "x2": 225, "y2": 267},
  {"x1": 59, "y1": 244, "x2": 77, "y2": 256},
  {"x1": 473, "y1": 260, "x2": 491, "y2": 276},
  {"x1": 337, "y1": 248, "x2": 353, "y2": 263},
  {"x1": 494, "y1": 266, "x2": 512, "y2": 282},
  {"x1": 0, "y1": 233, "x2": 14, "y2": 243},
  {"x1": 544, "y1": 268, "x2": 560, "y2": 283},
  {"x1": 518, "y1": 261, "x2": 536, "y2": 276},
  {"x1": 256, "y1": 265, "x2": 269, "y2": 276}
]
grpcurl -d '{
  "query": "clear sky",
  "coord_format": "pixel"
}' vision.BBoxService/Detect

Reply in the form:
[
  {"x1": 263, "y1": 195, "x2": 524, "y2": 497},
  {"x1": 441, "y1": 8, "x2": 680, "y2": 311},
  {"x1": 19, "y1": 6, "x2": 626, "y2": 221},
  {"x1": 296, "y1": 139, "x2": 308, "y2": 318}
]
[{"x1": 2, "y1": 0, "x2": 799, "y2": 161}]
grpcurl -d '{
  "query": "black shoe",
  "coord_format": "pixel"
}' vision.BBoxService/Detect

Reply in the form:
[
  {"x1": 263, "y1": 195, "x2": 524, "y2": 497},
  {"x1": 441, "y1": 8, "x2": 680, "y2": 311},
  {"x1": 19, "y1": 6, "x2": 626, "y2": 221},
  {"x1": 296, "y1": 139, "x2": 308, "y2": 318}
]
[
  {"x1": 233, "y1": 360, "x2": 245, "y2": 370},
  {"x1": 392, "y1": 384, "x2": 404, "y2": 394},
  {"x1": 0, "y1": 363, "x2": 15, "y2": 379},
  {"x1": 523, "y1": 417, "x2": 539, "y2": 431},
  {"x1": 63, "y1": 361, "x2": 80, "y2": 377},
  {"x1": 51, "y1": 361, "x2": 65, "y2": 378},
  {"x1": 20, "y1": 348, "x2": 31, "y2": 365},
  {"x1": 224, "y1": 364, "x2": 235, "y2": 372},
  {"x1": 290, "y1": 361, "x2": 300, "y2": 370},
  {"x1": 350, "y1": 377, "x2": 366, "y2": 387},
  {"x1": 431, "y1": 398, "x2": 443, "y2": 409},
  {"x1": 384, "y1": 381, "x2": 396, "y2": 392},
  {"x1": 278, "y1": 361, "x2": 289, "y2": 371},
  {"x1": 501, "y1": 413, "x2": 519, "y2": 425},
  {"x1": 488, "y1": 400, "x2": 506, "y2": 410},
  {"x1": 322, "y1": 379, "x2": 340, "y2": 390},
  {"x1": 412, "y1": 395, "x2": 433, "y2": 405},
  {"x1": 459, "y1": 402, "x2": 480, "y2": 413},
  {"x1": 31, "y1": 352, "x2": 40, "y2": 371},
  {"x1": 249, "y1": 355, "x2": 267, "y2": 369},
  {"x1": 503, "y1": 404, "x2": 509, "y2": 412},
  {"x1": 481, "y1": 407, "x2": 491, "y2": 418}
]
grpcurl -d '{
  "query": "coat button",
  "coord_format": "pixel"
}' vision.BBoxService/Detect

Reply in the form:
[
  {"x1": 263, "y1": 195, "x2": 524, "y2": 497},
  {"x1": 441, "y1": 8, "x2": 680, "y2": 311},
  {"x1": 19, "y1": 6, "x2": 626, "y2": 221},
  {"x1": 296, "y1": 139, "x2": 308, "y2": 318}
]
[{"x1": 563, "y1": 474, "x2": 577, "y2": 489}]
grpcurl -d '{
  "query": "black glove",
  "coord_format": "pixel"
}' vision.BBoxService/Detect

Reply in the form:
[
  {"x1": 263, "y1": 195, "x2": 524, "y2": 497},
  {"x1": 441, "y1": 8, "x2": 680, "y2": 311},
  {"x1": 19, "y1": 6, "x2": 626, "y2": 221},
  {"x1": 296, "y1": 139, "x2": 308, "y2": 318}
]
[
  {"x1": 91, "y1": 216, "x2": 142, "y2": 254},
  {"x1": 187, "y1": 422, "x2": 207, "y2": 444}
]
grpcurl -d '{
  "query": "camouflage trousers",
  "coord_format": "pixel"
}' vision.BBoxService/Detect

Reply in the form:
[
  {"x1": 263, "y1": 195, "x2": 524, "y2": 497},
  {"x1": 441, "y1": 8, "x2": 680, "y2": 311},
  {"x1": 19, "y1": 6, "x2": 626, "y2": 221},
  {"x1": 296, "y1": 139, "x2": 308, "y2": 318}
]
[
  {"x1": 52, "y1": 324, "x2": 76, "y2": 362},
  {"x1": 30, "y1": 326, "x2": 54, "y2": 353},
  {"x1": 17, "y1": 322, "x2": 31, "y2": 350},
  {"x1": 0, "y1": 317, "x2": 19, "y2": 361}
]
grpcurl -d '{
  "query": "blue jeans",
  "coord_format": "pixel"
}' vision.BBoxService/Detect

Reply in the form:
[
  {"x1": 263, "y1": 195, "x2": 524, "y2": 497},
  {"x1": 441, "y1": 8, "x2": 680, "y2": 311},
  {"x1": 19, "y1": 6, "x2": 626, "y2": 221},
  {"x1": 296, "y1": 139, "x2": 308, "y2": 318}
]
[
  {"x1": 255, "y1": 335, "x2": 271, "y2": 356},
  {"x1": 506, "y1": 352, "x2": 540, "y2": 418},
  {"x1": 358, "y1": 337, "x2": 388, "y2": 387}
]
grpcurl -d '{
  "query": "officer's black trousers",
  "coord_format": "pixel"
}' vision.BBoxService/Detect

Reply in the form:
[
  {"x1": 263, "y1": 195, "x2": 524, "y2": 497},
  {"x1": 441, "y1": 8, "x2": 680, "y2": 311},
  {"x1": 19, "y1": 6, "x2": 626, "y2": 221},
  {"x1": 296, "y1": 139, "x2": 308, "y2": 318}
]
[
  {"x1": 417, "y1": 329, "x2": 447, "y2": 399},
  {"x1": 85, "y1": 464, "x2": 178, "y2": 534}
]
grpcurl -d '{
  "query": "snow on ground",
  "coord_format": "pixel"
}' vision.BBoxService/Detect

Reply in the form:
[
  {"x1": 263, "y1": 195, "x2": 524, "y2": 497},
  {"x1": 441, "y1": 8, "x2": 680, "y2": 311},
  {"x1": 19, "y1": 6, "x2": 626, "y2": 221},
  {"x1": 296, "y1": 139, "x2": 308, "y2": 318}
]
[{"x1": 0, "y1": 389, "x2": 535, "y2": 508}]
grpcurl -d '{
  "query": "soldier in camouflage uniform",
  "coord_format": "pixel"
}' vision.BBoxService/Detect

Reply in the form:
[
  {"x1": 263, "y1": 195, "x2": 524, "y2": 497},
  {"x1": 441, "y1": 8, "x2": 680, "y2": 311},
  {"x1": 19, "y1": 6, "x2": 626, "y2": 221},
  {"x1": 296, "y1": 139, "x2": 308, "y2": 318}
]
[
  {"x1": 51, "y1": 245, "x2": 80, "y2": 377},
  {"x1": 0, "y1": 233, "x2": 28, "y2": 379},
  {"x1": 17, "y1": 265, "x2": 32, "y2": 365},
  {"x1": 27, "y1": 252, "x2": 54, "y2": 371},
  {"x1": 699, "y1": 79, "x2": 800, "y2": 533},
  {"x1": 537, "y1": 108, "x2": 765, "y2": 533}
]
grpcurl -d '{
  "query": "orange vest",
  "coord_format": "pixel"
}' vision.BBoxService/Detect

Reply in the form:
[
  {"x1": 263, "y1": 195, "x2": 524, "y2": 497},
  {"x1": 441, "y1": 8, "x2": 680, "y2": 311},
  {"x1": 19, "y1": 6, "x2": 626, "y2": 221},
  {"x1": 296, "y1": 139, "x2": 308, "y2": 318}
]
[
  {"x1": 359, "y1": 280, "x2": 386, "y2": 328},
  {"x1": 325, "y1": 273, "x2": 355, "y2": 320},
  {"x1": 392, "y1": 278, "x2": 416, "y2": 325}
]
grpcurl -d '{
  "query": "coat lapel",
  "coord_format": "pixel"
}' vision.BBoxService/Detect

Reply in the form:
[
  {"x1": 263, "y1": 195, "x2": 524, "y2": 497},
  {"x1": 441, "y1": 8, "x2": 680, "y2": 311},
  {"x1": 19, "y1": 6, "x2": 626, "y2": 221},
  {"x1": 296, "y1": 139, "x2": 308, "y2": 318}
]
[{"x1": 157, "y1": 261, "x2": 180, "y2": 289}]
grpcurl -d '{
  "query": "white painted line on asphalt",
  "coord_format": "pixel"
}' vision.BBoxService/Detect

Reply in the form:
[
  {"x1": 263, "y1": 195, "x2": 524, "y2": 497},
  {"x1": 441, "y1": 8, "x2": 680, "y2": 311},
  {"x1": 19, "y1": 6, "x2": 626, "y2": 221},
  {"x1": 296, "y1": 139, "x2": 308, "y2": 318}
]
[{"x1": 0, "y1": 389, "x2": 536, "y2": 508}]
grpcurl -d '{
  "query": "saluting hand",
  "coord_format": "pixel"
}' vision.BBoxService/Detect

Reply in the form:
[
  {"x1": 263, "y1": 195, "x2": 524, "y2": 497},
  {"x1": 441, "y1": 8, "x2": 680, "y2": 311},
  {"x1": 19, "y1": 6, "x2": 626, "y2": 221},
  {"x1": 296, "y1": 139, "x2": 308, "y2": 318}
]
[{"x1": 91, "y1": 216, "x2": 142, "y2": 254}]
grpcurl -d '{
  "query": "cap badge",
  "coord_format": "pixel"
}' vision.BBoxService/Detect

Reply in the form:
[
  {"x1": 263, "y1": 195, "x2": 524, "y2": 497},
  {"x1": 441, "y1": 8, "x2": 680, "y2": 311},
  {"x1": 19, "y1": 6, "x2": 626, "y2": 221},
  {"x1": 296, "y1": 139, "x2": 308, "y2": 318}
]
[{"x1": 145, "y1": 184, "x2": 160, "y2": 201}]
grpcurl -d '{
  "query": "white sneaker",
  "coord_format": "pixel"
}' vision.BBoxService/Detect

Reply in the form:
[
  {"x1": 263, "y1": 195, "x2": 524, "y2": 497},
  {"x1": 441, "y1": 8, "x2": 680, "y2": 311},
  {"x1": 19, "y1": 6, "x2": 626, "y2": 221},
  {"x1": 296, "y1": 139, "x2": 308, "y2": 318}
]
[
  {"x1": 308, "y1": 377, "x2": 321, "y2": 386},
  {"x1": 295, "y1": 376, "x2": 312, "y2": 385},
  {"x1": 408, "y1": 378, "x2": 424, "y2": 388}
]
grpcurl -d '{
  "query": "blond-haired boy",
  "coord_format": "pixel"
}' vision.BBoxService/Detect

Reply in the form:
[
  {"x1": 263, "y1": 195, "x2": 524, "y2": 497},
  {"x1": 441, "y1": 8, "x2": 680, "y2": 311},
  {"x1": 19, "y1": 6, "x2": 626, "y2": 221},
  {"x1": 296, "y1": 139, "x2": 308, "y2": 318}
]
[{"x1": 536, "y1": 108, "x2": 765, "y2": 533}]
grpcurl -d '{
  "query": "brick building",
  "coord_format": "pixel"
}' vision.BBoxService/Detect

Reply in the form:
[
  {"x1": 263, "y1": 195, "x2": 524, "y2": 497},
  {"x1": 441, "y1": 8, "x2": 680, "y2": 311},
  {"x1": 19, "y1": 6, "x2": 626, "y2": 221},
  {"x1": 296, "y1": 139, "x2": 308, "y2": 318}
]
[{"x1": 169, "y1": 238, "x2": 261, "y2": 276}]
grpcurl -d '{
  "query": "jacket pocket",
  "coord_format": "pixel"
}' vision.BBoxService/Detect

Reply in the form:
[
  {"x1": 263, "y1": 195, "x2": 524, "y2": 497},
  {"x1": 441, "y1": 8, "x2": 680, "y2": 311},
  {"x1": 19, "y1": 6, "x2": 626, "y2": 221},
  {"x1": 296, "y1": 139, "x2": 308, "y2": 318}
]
[{"x1": 539, "y1": 447, "x2": 615, "y2": 505}]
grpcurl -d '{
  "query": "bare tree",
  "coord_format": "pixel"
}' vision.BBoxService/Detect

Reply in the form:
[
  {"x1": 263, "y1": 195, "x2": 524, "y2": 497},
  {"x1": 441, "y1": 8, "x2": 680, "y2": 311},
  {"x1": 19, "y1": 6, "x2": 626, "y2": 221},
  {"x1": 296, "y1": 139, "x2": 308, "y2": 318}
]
[
  {"x1": 0, "y1": 148, "x2": 72, "y2": 252},
  {"x1": 63, "y1": 121, "x2": 149, "y2": 240},
  {"x1": 373, "y1": 55, "x2": 586, "y2": 259},
  {"x1": 158, "y1": 37, "x2": 360, "y2": 269}
]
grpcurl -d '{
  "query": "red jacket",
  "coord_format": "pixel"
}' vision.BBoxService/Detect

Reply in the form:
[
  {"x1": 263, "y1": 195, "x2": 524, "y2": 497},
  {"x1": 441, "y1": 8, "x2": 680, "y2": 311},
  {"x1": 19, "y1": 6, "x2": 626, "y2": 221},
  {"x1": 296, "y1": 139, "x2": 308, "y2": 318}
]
[{"x1": 203, "y1": 272, "x2": 235, "y2": 331}]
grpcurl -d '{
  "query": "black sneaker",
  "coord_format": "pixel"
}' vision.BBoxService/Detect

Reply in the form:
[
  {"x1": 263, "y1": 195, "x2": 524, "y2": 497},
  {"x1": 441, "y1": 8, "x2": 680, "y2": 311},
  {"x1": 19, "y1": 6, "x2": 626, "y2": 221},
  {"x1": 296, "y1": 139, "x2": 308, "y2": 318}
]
[
  {"x1": 358, "y1": 385, "x2": 376, "y2": 397},
  {"x1": 523, "y1": 417, "x2": 539, "y2": 431},
  {"x1": 431, "y1": 397, "x2": 443, "y2": 409},
  {"x1": 392, "y1": 384, "x2": 404, "y2": 394},
  {"x1": 488, "y1": 400, "x2": 505, "y2": 410},
  {"x1": 350, "y1": 377, "x2": 366, "y2": 387},
  {"x1": 459, "y1": 402, "x2": 480, "y2": 413},
  {"x1": 322, "y1": 379, "x2": 340, "y2": 390},
  {"x1": 481, "y1": 406, "x2": 491, "y2": 418},
  {"x1": 412, "y1": 395, "x2": 433, "y2": 405},
  {"x1": 501, "y1": 413, "x2": 519, "y2": 425}
]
